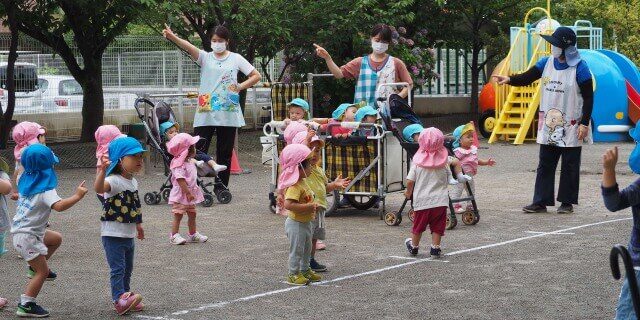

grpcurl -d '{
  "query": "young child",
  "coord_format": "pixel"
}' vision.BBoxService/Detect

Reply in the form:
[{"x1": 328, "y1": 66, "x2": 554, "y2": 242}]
[
  {"x1": 10, "y1": 121, "x2": 46, "y2": 200},
  {"x1": 354, "y1": 105, "x2": 378, "y2": 137},
  {"x1": 0, "y1": 157, "x2": 11, "y2": 310},
  {"x1": 292, "y1": 131, "x2": 350, "y2": 271},
  {"x1": 94, "y1": 137, "x2": 146, "y2": 315},
  {"x1": 95, "y1": 125, "x2": 126, "y2": 204},
  {"x1": 12, "y1": 144, "x2": 87, "y2": 317},
  {"x1": 402, "y1": 123, "x2": 424, "y2": 143},
  {"x1": 284, "y1": 98, "x2": 310, "y2": 123},
  {"x1": 313, "y1": 102, "x2": 362, "y2": 138},
  {"x1": 166, "y1": 133, "x2": 208, "y2": 245},
  {"x1": 279, "y1": 144, "x2": 322, "y2": 285},
  {"x1": 160, "y1": 121, "x2": 227, "y2": 174},
  {"x1": 451, "y1": 123, "x2": 496, "y2": 213},
  {"x1": 404, "y1": 127, "x2": 454, "y2": 258}
]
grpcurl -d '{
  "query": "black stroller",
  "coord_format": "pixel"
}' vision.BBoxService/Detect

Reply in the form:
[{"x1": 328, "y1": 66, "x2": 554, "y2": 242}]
[
  {"x1": 133, "y1": 97, "x2": 232, "y2": 207},
  {"x1": 378, "y1": 94, "x2": 480, "y2": 229},
  {"x1": 611, "y1": 245, "x2": 640, "y2": 316}
]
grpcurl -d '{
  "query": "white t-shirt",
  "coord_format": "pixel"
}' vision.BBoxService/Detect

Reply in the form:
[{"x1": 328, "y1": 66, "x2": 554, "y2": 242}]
[
  {"x1": 11, "y1": 189, "x2": 62, "y2": 238},
  {"x1": 194, "y1": 50, "x2": 255, "y2": 128},
  {"x1": 101, "y1": 175, "x2": 138, "y2": 238},
  {"x1": 407, "y1": 161, "x2": 450, "y2": 211}
]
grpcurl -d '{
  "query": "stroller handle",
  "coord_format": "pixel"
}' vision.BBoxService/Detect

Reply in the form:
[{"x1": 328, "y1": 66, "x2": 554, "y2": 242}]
[
  {"x1": 145, "y1": 92, "x2": 199, "y2": 99},
  {"x1": 376, "y1": 82, "x2": 412, "y2": 106},
  {"x1": 326, "y1": 122, "x2": 385, "y2": 139},
  {"x1": 263, "y1": 121, "x2": 286, "y2": 136},
  {"x1": 610, "y1": 244, "x2": 640, "y2": 316}
]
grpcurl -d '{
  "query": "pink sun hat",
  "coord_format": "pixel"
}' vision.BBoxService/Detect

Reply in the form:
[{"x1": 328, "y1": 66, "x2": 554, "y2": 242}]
[
  {"x1": 412, "y1": 127, "x2": 448, "y2": 169},
  {"x1": 12, "y1": 121, "x2": 46, "y2": 161},
  {"x1": 166, "y1": 133, "x2": 200, "y2": 169},
  {"x1": 278, "y1": 144, "x2": 312, "y2": 189},
  {"x1": 95, "y1": 125, "x2": 126, "y2": 166},
  {"x1": 291, "y1": 130, "x2": 324, "y2": 148},
  {"x1": 283, "y1": 121, "x2": 308, "y2": 145}
]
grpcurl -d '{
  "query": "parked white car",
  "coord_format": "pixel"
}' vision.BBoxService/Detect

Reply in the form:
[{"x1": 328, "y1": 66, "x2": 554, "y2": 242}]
[
  {"x1": 0, "y1": 62, "x2": 43, "y2": 114},
  {"x1": 39, "y1": 75, "x2": 138, "y2": 112}
]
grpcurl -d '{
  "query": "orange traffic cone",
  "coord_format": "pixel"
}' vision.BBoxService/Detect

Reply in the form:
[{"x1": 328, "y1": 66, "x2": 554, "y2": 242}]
[{"x1": 230, "y1": 148, "x2": 251, "y2": 175}]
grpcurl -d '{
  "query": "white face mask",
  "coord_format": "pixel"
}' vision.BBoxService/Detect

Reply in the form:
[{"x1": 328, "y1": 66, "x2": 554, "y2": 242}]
[
  {"x1": 371, "y1": 40, "x2": 388, "y2": 54},
  {"x1": 551, "y1": 45, "x2": 563, "y2": 58},
  {"x1": 212, "y1": 42, "x2": 226, "y2": 54}
]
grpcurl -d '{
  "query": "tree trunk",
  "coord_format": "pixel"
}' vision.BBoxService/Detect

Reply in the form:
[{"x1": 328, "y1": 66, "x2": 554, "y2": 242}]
[
  {"x1": 79, "y1": 59, "x2": 105, "y2": 142},
  {"x1": 0, "y1": 0, "x2": 18, "y2": 149}
]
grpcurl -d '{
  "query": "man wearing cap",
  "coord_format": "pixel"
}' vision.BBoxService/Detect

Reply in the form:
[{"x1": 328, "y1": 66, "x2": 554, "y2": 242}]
[{"x1": 494, "y1": 26, "x2": 594, "y2": 214}]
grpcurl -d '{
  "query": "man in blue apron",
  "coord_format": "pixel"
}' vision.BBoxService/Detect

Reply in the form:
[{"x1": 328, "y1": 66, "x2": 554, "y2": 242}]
[{"x1": 494, "y1": 27, "x2": 594, "y2": 214}]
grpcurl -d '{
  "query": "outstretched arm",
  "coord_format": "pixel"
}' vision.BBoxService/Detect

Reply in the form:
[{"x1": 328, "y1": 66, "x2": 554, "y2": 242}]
[{"x1": 163, "y1": 24, "x2": 200, "y2": 62}]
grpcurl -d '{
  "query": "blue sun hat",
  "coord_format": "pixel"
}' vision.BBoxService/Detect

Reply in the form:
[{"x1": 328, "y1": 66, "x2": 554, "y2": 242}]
[
  {"x1": 452, "y1": 123, "x2": 475, "y2": 149},
  {"x1": 402, "y1": 123, "x2": 424, "y2": 142},
  {"x1": 18, "y1": 144, "x2": 59, "y2": 197},
  {"x1": 355, "y1": 105, "x2": 378, "y2": 122},
  {"x1": 332, "y1": 103, "x2": 355, "y2": 120},
  {"x1": 106, "y1": 137, "x2": 147, "y2": 176},
  {"x1": 287, "y1": 98, "x2": 310, "y2": 112},
  {"x1": 159, "y1": 121, "x2": 179, "y2": 136}
]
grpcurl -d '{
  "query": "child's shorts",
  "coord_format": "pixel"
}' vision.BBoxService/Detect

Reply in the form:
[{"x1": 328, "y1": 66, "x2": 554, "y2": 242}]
[
  {"x1": 172, "y1": 204, "x2": 197, "y2": 215},
  {"x1": 311, "y1": 208, "x2": 326, "y2": 240},
  {"x1": 13, "y1": 233, "x2": 48, "y2": 262},
  {"x1": 412, "y1": 206, "x2": 447, "y2": 236}
]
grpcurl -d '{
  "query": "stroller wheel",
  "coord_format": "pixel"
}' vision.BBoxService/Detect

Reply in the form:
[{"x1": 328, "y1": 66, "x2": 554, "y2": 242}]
[
  {"x1": 472, "y1": 211, "x2": 480, "y2": 225},
  {"x1": 144, "y1": 192, "x2": 157, "y2": 205},
  {"x1": 446, "y1": 214, "x2": 457, "y2": 230},
  {"x1": 202, "y1": 194, "x2": 214, "y2": 207},
  {"x1": 216, "y1": 190, "x2": 232, "y2": 204},
  {"x1": 155, "y1": 192, "x2": 162, "y2": 204},
  {"x1": 161, "y1": 189, "x2": 171, "y2": 202},
  {"x1": 408, "y1": 209, "x2": 415, "y2": 222},
  {"x1": 384, "y1": 211, "x2": 400, "y2": 226},
  {"x1": 462, "y1": 210, "x2": 475, "y2": 225}
]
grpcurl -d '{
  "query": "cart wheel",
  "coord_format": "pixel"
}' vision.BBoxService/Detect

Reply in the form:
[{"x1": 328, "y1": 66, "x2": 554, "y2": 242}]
[
  {"x1": 144, "y1": 192, "x2": 157, "y2": 205},
  {"x1": 155, "y1": 192, "x2": 162, "y2": 204},
  {"x1": 472, "y1": 211, "x2": 480, "y2": 225},
  {"x1": 161, "y1": 189, "x2": 171, "y2": 202},
  {"x1": 446, "y1": 215, "x2": 457, "y2": 230},
  {"x1": 462, "y1": 210, "x2": 476, "y2": 225},
  {"x1": 216, "y1": 190, "x2": 232, "y2": 204},
  {"x1": 384, "y1": 211, "x2": 399, "y2": 226},
  {"x1": 345, "y1": 195, "x2": 379, "y2": 210},
  {"x1": 202, "y1": 194, "x2": 214, "y2": 207},
  {"x1": 324, "y1": 190, "x2": 340, "y2": 217},
  {"x1": 408, "y1": 209, "x2": 415, "y2": 222}
]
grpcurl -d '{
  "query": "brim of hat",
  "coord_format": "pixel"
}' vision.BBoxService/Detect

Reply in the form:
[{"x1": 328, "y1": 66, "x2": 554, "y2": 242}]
[
  {"x1": 309, "y1": 138, "x2": 324, "y2": 148},
  {"x1": 564, "y1": 46, "x2": 581, "y2": 67},
  {"x1": 38, "y1": 127, "x2": 46, "y2": 135},
  {"x1": 412, "y1": 147, "x2": 448, "y2": 168},
  {"x1": 278, "y1": 167, "x2": 300, "y2": 190},
  {"x1": 540, "y1": 34, "x2": 566, "y2": 48}
]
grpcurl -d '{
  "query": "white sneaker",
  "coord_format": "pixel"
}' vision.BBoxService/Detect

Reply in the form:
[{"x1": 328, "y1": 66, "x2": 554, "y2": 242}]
[
  {"x1": 170, "y1": 233, "x2": 187, "y2": 245},
  {"x1": 188, "y1": 231, "x2": 208, "y2": 243},
  {"x1": 195, "y1": 160, "x2": 206, "y2": 168},
  {"x1": 213, "y1": 164, "x2": 227, "y2": 173},
  {"x1": 448, "y1": 177, "x2": 459, "y2": 185}
]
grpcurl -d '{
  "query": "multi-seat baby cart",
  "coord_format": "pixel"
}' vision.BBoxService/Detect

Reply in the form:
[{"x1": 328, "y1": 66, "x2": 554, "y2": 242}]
[{"x1": 133, "y1": 93, "x2": 232, "y2": 207}]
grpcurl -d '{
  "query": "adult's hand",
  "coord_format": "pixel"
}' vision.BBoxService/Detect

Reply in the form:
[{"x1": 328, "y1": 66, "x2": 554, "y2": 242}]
[
  {"x1": 577, "y1": 124, "x2": 589, "y2": 140},
  {"x1": 162, "y1": 24, "x2": 176, "y2": 41},
  {"x1": 313, "y1": 44, "x2": 331, "y2": 60},
  {"x1": 492, "y1": 75, "x2": 510, "y2": 85}
]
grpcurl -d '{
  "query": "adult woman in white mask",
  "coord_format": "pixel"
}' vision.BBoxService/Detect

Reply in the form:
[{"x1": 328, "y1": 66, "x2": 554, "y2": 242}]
[
  {"x1": 314, "y1": 24, "x2": 413, "y2": 106},
  {"x1": 162, "y1": 24, "x2": 261, "y2": 191},
  {"x1": 493, "y1": 26, "x2": 593, "y2": 214}
]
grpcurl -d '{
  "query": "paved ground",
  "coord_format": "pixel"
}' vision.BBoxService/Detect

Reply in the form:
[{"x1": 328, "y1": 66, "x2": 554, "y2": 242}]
[{"x1": 0, "y1": 131, "x2": 636, "y2": 319}]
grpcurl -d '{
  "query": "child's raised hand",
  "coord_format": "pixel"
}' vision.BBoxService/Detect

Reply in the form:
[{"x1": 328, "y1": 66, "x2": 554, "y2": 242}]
[
  {"x1": 76, "y1": 180, "x2": 88, "y2": 198},
  {"x1": 136, "y1": 224, "x2": 145, "y2": 240},
  {"x1": 333, "y1": 174, "x2": 350, "y2": 189},
  {"x1": 603, "y1": 146, "x2": 619, "y2": 170},
  {"x1": 99, "y1": 155, "x2": 111, "y2": 172},
  {"x1": 487, "y1": 158, "x2": 496, "y2": 166}
]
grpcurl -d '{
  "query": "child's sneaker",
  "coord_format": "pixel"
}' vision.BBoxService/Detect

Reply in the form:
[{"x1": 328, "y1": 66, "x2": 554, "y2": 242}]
[
  {"x1": 170, "y1": 233, "x2": 187, "y2": 245},
  {"x1": 213, "y1": 164, "x2": 227, "y2": 174},
  {"x1": 16, "y1": 302, "x2": 49, "y2": 318},
  {"x1": 195, "y1": 160, "x2": 206, "y2": 168},
  {"x1": 114, "y1": 292, "x2": 142, "y2": 315},
  {"x1": 310, "y1": 258, "x2": 327, "y2": 272},
  {"x1": 287, "y1": 273, "x2": 310, "y2": 286},
  {"x1": 188, "y1": 231, "x2": 208, "y2": 243},
  {"x1": 302, "y1": 269, "x2": 322, "y2": 282},
  {"x1": 27, "y1": 267, "x2": 57, "y2": 281},
  {"x1": 405, "y1": 238, "x2": 418, "y2": 256},
  {"x1": 454, "y1": 205, "x2": 465, "y2": 214},
  {"x1": 430, "y1": 246, "x2": 442, "y2": 259},
  {"x1": 131, "y1": 301, "x2": 144, "y2": 312}
]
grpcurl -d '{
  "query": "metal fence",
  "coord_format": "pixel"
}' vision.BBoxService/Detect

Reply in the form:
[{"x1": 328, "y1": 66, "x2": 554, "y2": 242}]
[{"x1": 420, "y1": 47, "x2": 488, "y2": 96}]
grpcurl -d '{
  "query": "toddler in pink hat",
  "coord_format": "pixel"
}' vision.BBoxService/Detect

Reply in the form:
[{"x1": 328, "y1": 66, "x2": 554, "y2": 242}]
[
  {"x1": 403, "y1": 127, "x2": 470, "y2": 259},
  {"x1": 10, "y1": 121, "x2": 46, "y2": 199},
  {"x1": 165, "y1": 133, "x2": 207, "y2": 245},
  {"x1": 95, "y1": 125, "x2": 126, "y2": 168}
]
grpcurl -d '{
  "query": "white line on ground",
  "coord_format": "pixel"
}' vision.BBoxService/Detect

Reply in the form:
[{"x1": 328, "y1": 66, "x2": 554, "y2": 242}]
[
  {"x1": 137, "y1": 217, "x2": 631, "y2": 319},
  {"x1": 388, "y1": 255, "x2": 450, "y2": 262},
  {"x1": 524, "y1": 231, "x2": 575, "y2": 235}
]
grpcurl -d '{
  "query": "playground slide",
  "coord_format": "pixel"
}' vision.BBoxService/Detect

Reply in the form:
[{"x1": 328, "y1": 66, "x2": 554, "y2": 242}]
[{"x1": 629, "y1": 81, "x2": 640, "y2": 124}]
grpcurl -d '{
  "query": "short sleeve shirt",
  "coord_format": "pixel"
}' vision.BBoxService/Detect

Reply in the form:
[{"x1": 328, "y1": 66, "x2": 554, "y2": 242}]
[
  {"x1": 195, "y1": 50, "x2": 255, "y2": 128},
  {"x1": 285, "y1": 182, "x2": 314, "y2": 223},
  {"x1": 305, "y1": 166, "x2": 328, "y2": 209},
  {"x1": 101, "y1": 175, "x2": 140, "y2": 238},
  {"x1": 11, "y1": 189, "x2": 61, "y2": 238},
  {"x1": 169, "y1": 162, "x2": 205, "y2": 205},
  {"x1": 407, "y1": 162, "x2": 450, "y2": 211},
  {"x1": 340, "y1": 57, "x2": 413, "y2": 86}
]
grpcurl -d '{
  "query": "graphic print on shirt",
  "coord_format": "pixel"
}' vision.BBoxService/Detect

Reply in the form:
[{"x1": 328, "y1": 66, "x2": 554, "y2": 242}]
[
  {"x1": 545, "y1": 108, "x2": 567, "y2": 147},
  {"x1": 102, "y1": 190, "x2": 142, "y2": 223},
  {"x1": 198, "y1": 72, "x2": 240, "y2": 113}
]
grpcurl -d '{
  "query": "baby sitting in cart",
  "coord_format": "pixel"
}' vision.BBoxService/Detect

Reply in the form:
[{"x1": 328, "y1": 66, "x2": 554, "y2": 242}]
[{"x1": 159, "y1": 121, "x2": 227, "y2": 175}]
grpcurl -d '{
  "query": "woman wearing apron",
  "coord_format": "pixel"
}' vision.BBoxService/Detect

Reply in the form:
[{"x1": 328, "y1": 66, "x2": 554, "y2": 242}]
[
  {"x1": 163, "y1": 24, "x2": 262, "y2": 190},
  {"x1": 494, "y1": 27, "x2": 594, "y2": 214},
  {"x1": 314, "y1": 24, "x2": 413, "y2": 105}
]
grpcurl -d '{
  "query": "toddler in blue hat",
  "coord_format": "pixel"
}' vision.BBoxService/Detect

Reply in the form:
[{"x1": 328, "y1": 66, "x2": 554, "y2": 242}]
[
  {"x1": 11, "y1": 144, "x2": 88, "y2": 317},
  {"x1": 94, "y1": 137, "x2": 147, "y2": 315},
  {"x1": 313, "y1": 102, "x2": 363, "y2": 138}
]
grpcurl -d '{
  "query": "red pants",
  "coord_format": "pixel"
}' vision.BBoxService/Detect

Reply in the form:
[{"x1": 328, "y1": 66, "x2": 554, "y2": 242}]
[{"x1": 412, "y1": 206, "x2": 447, "y2": 236}]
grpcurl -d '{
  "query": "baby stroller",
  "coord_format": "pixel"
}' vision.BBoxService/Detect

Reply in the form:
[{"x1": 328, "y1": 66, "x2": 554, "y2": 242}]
[
  {"x1": 133, "y1": 96, "x2": 232, "y2": 207},
  {"x1": 377, "y1": 92, "x2": 480, "y2": 229},
  {"x1": 610, "y1": 245, "x2": 640, "y2": 315}
]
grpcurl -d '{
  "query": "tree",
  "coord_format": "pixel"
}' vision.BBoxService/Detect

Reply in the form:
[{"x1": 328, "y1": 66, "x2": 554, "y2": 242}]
[
  {"x1": 6, "y1": 0, "x2": 153, "y2": 141},
  {"x1": 0, "y1": 0, "x2": 19, "y2": 149}
]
